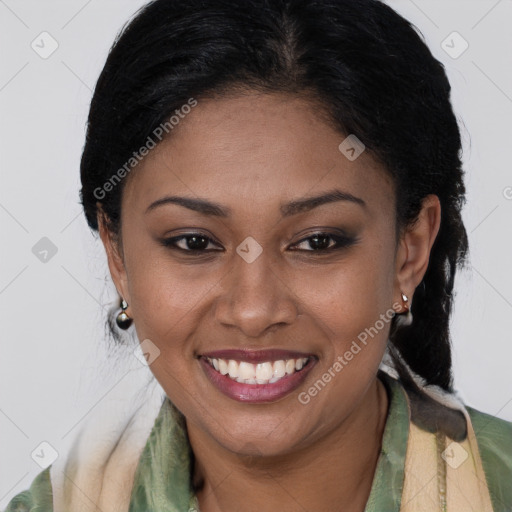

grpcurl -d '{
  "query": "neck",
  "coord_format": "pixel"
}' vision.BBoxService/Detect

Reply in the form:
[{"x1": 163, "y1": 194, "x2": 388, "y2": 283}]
[{"x1": 189, "y1": 375, "x2": 389, "y2": 512}]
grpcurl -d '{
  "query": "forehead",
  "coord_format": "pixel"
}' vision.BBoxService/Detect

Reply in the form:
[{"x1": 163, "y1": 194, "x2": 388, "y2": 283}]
[{"x1": 122, "y1": 92, "x2": 394, "y2": 218}]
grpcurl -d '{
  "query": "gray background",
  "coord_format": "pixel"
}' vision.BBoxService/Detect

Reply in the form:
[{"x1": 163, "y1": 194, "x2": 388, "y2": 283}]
[{"x1": 1, "y1": 0, "x2": 511, "y2": 507}]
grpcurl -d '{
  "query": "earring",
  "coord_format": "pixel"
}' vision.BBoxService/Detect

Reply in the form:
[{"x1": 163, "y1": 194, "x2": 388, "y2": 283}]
[
  {"x1": 116, "y1": 298, "x2": 133, "y2": 329},
  {"x1": 401, "y1": 292, "x2": 410, "y2": 311},
  {"x1": 396, "y1": 291, "x2": 413, "y2": 327}
]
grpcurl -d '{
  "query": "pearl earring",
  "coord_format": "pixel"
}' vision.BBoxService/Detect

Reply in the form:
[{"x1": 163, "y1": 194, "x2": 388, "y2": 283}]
[{"x1": 116, "y1": 298, "x2": 133, "y2": 329}]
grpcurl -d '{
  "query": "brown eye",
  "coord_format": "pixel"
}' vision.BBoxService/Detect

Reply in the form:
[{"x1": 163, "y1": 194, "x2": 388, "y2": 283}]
[
  {"x1": 160, "y1": 233, "x2": 222, "y2": 252},
  {"x1": 290, "y1": 232, "x2": 356, "y2": 252}
]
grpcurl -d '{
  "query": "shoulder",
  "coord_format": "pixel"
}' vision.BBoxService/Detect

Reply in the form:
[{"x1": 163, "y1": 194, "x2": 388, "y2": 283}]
[
  {"x1": 404, "y1": 374, "x2": 512, "y2": 510},
  {"x1": 466, "y1": 405, "x2": 512, "y2": 509},
  {"x1": 381, "y1": 370, "x2": 512, "y2": 505},
  {"x1": 2, "y1": 466, "x2": 53, "y2": 512},
  {"x1": 3, "y1": 378, "x2": 168, "y2": 512},
  {"x1": 467, "y1": 405, "x2": 512, "y2": 457}
]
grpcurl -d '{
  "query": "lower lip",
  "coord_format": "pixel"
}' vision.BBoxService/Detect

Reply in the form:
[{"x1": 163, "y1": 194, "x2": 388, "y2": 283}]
[{"x1": 199, "y1": 357, "x2": 317, "y2": 403}]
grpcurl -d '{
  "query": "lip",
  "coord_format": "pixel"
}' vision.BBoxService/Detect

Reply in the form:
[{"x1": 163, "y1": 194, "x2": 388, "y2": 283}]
[{"x1": 198, "y1": 351, "x2": 317, "y2": 403}]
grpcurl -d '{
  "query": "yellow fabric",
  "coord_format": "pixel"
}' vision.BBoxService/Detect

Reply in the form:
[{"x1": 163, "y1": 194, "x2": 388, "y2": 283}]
[{"x1": 401, "y1": 399, "x2": 494, "y2": 511}]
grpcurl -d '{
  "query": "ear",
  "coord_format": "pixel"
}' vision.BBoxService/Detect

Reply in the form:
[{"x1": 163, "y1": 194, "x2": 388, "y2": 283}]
[
  {"x1": 96, "y1": 203, "x2": 131, "y2": 306},
  {"x1": 394, "y1": 194, "x2": 441, "y2": 310}
]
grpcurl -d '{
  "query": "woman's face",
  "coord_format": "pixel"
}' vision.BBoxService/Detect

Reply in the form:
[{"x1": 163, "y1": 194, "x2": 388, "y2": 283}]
[{"x1": 101, "y1": 92, "x2": 412, "y2": 456}]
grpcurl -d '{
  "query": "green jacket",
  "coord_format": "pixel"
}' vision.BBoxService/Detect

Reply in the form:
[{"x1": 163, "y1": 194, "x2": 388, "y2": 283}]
[{"x1": 4, "y1": 372, "x2": 512, "y2": 511}]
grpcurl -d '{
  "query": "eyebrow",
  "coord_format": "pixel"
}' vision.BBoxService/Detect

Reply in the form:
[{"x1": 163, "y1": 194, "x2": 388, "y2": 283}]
[{"x1": 145, "y1": 188, "x2": 366, "y2": 218}]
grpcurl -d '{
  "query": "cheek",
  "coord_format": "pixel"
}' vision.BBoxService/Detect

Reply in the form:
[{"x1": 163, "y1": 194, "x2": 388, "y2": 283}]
[
  {"x1": 309, "y1": 250, "x2": 394, "y2": 324},
  {"x1": 301, "y1": 245, "x2": 395, "y2": 366},
  {"x1": 125, "y1": 266, "x2": 206, "y2": 408},
  {"x1": 128, "y1": 273, "x2": 206, "y2": 352},
  {"x1": 122, "y1": 232, "x2": 213, "y2": 339}
]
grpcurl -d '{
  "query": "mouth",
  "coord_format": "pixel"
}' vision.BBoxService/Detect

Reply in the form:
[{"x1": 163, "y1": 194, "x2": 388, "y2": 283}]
[{"x1": 198, "y1": 349, "x2": 317, "y2": 403}]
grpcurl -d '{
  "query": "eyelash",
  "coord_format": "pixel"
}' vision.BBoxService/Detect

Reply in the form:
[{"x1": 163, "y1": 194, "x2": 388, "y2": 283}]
[{"x1": 159, "y1": 231, "x2": 357, "y2": 254}]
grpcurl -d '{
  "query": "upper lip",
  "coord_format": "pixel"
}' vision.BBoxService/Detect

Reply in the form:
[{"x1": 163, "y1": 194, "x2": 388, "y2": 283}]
[{"x1": 200, "y1": 348, "x2": 316, "y2": 363}]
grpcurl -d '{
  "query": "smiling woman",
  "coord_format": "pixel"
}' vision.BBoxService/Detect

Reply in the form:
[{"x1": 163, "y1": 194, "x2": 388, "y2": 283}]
[{"x1": 4, "y1": 0, "x2": 512, "y2": 511}]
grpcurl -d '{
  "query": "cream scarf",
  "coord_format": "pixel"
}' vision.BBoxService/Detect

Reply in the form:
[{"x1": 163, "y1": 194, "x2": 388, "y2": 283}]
[{"x1": 49, "y1": 364, "x2": 494, "y2": 511}]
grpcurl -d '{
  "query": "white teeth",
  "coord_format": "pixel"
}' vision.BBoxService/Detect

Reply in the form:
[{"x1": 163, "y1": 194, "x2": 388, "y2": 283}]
[
  {"x1": 273, "y1": 360, "x2": 286, "y2": 379},
  {"x1": 218, "y1": 359, "x2": 228, "y2": 375},
  {"x1": 205, "y1": 356, "x2": 310, "y2": 385},
  {"x1": 255, "y1": 362, "x2": 273, "y2": 381},
  {"x1": 228, "y1": 360, "x2": 238, "y2": 378},
  {"x1": 238, "y1": 361, "x2": 256, "y2": 380}
]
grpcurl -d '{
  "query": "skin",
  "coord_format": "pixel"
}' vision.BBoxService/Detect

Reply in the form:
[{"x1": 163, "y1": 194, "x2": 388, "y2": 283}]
[{"x1": 98, "y1": 91, "x2": 441, "y2": 512}]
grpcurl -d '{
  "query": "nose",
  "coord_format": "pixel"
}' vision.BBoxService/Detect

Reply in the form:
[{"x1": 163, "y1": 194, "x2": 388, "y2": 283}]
[{"x1": 213, "y1": 250, "x2": 298, "y2": 338}]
